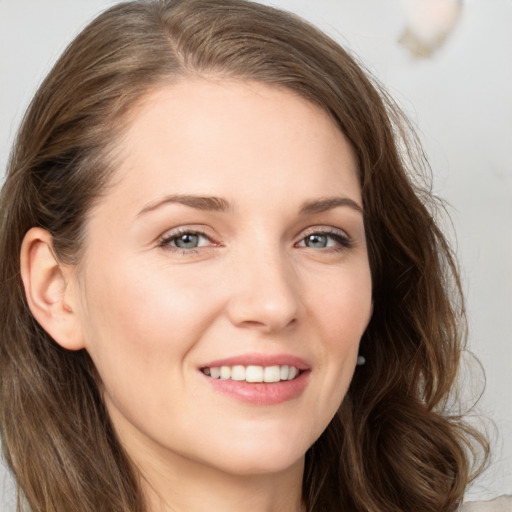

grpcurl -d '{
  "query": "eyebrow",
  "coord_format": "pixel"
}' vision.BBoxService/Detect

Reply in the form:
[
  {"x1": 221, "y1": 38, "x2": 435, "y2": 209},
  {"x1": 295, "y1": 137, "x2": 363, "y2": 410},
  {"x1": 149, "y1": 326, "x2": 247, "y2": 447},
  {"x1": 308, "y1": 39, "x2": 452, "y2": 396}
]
[
  {"x1": 138, "y1": 194, "x2": 230, "y2": 216},
  {"x1": 299, "y1": 197, "x2": 363, "y2": 215},
  {"x1": 137, "y1": 194, "x2": 363, "y2": 216}
]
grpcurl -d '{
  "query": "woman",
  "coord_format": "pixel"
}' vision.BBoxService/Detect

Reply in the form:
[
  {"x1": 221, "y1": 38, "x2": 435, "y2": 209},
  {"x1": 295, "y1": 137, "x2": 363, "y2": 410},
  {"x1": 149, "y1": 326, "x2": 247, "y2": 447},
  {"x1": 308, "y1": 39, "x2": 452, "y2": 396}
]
[{"x1": 0, "y1": 0, "x2": 496, "y2": 511}]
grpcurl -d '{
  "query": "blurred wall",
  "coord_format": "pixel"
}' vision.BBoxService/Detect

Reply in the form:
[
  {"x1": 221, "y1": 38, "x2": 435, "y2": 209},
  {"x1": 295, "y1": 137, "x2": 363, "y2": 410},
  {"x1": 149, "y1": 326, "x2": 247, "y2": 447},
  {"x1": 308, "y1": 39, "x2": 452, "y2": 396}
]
[{"x1": 1, "y1": 0, "x2": 510, "y2": 507}]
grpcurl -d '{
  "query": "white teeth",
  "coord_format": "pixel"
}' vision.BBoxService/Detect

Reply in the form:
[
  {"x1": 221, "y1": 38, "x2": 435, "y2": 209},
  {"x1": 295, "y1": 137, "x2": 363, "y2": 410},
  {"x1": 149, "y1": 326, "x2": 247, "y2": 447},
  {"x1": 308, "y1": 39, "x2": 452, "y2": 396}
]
[
  {"x1": 246, "y1": 365, "x2": 264, "y2": 382},
  {"x1": 231, "y1": 365, "x2": 246, "y2": 381},
  {"x1": 202, "y1": 364, "x2": 301, "y2": 383},
  {"x1": 210, "y1": 367, "x2": 221, "y2": 379},
  {"x1": 220, "y1": 366, "x2": 231, "y2": 380},
  {"x1": 263, "y1": 365, "x2": 281, "y2": 383}
]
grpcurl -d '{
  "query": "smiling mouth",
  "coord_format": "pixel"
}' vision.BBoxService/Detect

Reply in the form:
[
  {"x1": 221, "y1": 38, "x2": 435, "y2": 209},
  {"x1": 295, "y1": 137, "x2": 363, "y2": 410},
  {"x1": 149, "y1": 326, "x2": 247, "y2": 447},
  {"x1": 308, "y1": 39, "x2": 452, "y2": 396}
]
[{"x1": 201, "y1": 365, "x2": 301, "y2": 383}]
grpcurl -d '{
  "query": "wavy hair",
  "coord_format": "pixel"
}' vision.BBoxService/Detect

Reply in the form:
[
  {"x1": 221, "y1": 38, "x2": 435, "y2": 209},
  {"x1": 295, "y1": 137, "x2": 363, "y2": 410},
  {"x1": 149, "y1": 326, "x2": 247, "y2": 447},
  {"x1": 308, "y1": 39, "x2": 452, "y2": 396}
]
[{"x1": 0, "y1": 1, "x2": 488, "y2": 511}]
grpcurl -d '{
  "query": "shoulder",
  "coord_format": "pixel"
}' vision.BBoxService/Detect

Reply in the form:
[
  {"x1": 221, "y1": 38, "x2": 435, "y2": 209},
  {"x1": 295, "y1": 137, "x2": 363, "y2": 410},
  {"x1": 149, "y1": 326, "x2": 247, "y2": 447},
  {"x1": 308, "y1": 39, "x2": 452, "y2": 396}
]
[{"x1": 461, "y1": 496, "x2": 512, "y2": 512}]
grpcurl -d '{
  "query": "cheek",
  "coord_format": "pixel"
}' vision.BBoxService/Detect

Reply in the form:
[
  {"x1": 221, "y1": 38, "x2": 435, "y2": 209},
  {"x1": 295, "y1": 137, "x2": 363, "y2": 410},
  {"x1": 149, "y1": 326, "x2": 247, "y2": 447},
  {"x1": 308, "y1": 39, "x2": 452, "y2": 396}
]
[
  {"x1": 78, "y1": 261, "x2": 219, "y2": 389},
  {"x1": 83, "y1": 258, "x2": 216, "y2": 339},
  {"x1": 304, "y1": 265, "x2": 372, "y2": 414},
  {"x1": 312, "y1": 265, "x2": 372, "y2": 342},
  {"x1": 77, "y1": 263, "x2": 221, "y2": 429}
]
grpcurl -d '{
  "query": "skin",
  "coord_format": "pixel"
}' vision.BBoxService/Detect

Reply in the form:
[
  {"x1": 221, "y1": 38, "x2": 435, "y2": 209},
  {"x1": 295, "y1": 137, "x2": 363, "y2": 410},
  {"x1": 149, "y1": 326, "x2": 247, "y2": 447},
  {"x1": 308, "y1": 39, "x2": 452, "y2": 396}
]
[{"x1": 23, "y1": 79, "x2": 373, "y2": 512}]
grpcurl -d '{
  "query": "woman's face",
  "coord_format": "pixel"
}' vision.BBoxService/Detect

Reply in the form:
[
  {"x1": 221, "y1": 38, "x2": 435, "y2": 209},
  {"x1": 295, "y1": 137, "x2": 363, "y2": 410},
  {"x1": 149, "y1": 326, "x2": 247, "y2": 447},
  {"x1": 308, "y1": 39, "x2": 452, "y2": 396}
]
[{"x1": 72, "y1": 80, "x2": 372, "y2": 478}]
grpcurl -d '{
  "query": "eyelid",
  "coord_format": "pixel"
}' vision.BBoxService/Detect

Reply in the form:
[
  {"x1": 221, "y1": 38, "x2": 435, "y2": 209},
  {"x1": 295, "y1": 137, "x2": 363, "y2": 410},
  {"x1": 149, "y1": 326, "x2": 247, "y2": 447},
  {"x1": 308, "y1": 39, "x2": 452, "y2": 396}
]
[
  {"x1": 156, "y1": 224, "x2": 353, "y2": 252},
  {"x1": 295, "y1": 226, "x2": 353, "y2": 249},
  {"x1": 158, "y1": 226, "x2": 219, "y2": 251},
  {"x1": 299, "y1": 225, "x2": 349, "y2": 237},
  {"x1": 298, "y1": 226, "x2": 350, "y2": 240}
]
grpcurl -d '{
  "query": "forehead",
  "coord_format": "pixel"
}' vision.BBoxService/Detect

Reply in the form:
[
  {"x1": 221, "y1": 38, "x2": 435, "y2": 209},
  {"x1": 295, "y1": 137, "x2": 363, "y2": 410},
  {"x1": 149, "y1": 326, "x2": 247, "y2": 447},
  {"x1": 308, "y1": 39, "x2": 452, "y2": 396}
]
[{"x1": 100, "y1": 79, "x2": 361, "y2": 215}]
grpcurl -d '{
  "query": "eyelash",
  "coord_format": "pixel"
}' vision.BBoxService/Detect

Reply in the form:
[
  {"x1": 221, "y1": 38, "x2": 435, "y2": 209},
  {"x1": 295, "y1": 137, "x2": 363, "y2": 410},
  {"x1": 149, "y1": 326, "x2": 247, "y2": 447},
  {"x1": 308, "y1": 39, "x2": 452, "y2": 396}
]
[
  {"x1": 158, "y1": 227, "x2": 353, "y2": 254},
  {"x1": 297, "y1": 228, "x2": 353, "y2": 252},
  {"x1": 159, "y1": 228, "x2": 216, "y2": 254}
]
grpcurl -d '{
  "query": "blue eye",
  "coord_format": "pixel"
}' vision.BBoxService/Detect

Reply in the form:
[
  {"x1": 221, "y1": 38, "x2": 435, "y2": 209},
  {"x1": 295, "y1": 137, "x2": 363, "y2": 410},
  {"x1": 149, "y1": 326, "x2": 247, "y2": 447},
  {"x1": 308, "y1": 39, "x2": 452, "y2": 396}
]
[
  {"x1": 174, "y1": 233, "x2": 201, "y2": 249},
  {"x1": 160, "y1": 230, "x2": 211, "y2": 251},
  {"x1": 304, "y1": 234, "x2": 331, "y2": 249},
  {"x1": 298, "y1": 230, "x2": 351, "y2": 250}
]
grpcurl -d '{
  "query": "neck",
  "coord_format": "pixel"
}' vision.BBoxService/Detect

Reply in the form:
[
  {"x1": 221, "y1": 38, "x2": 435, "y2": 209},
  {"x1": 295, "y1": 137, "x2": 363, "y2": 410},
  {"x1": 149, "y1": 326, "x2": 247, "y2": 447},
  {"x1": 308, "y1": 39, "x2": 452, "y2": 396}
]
[
  {"x1": 137, "y1": 449, "x2": 306, "y2": 512},
  {"x1": 107, "y1": 398, "x2": 307, "y2": 512}
]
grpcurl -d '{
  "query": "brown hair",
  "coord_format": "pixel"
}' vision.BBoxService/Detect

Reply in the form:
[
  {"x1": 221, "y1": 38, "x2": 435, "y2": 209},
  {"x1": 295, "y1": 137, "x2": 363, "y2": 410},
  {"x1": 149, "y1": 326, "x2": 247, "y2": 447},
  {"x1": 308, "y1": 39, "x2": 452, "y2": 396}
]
[{"x1": 0, "y1": 1, "x2": 488, "y2": 511}]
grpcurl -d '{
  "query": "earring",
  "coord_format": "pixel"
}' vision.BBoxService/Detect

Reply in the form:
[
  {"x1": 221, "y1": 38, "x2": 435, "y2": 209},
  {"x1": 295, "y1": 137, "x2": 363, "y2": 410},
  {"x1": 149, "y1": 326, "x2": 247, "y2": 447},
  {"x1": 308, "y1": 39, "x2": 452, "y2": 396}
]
[{"x1": 357, "y1": 355, "x2": 366, "y2": 366}]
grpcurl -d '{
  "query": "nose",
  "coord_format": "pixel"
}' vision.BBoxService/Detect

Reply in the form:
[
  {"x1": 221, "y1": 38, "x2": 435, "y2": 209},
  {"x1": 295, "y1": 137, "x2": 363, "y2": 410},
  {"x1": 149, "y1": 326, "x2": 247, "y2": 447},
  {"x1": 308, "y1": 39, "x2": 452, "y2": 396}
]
[{"x1": 225, "y1": 246, "x2": 301, "y2": 334}]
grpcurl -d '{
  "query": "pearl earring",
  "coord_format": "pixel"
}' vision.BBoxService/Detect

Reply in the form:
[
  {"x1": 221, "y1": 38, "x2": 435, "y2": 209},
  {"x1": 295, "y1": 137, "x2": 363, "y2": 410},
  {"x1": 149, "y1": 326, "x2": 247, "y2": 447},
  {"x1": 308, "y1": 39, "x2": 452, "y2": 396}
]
[{"x1": 357, "y1": 355, "x2": 366, "y2": 366}]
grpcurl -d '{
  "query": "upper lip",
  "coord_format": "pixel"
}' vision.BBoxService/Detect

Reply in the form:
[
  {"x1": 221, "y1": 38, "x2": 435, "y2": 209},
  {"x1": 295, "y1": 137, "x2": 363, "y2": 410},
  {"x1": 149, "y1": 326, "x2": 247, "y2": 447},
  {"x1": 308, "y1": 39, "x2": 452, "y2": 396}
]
[{"x1": 200, "y1": 353, "x2": 310, "y2": 370}]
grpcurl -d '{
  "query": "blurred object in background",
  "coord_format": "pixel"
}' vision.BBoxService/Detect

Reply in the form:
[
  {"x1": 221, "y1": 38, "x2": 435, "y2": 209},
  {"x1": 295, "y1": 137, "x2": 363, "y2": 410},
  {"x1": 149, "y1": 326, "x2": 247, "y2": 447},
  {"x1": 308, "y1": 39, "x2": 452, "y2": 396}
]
[{"x1": 399, "y1": 0, "x2": 463, "y2": 58}]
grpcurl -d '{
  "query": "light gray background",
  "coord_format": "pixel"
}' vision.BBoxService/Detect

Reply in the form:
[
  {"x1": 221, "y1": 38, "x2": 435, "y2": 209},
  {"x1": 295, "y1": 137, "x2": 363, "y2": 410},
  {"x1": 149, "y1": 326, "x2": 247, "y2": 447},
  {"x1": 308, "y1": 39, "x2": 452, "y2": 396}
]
[{"x1": 1, "y1": 0, "x2": 510, "y2": 507}]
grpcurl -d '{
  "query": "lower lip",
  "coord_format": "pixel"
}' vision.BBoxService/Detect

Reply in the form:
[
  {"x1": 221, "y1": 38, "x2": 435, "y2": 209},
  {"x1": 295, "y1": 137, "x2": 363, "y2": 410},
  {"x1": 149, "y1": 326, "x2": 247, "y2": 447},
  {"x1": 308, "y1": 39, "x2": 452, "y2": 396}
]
[{"x1": 202, "y1": 371, "x2": 310, "y2": 405}]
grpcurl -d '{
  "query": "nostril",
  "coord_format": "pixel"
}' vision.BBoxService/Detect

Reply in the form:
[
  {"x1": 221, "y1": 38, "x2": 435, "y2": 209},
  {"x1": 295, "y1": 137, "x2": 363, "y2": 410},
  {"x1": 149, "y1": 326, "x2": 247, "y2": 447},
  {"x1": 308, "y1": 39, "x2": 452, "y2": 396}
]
[
  {"x1": 224, "y1": 258, "x2": 301, "y2": 331},
  {"x1": 227, "y1": 301, "x2": 299, "y2": 333}
]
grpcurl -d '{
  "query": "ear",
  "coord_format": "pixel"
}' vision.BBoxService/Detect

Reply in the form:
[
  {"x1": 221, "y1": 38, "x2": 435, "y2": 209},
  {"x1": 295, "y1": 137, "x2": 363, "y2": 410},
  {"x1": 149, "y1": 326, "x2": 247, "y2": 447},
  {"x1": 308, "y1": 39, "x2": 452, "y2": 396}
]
[{"x1": 20, "y1": 227, "x2": 85, "y2": 351}]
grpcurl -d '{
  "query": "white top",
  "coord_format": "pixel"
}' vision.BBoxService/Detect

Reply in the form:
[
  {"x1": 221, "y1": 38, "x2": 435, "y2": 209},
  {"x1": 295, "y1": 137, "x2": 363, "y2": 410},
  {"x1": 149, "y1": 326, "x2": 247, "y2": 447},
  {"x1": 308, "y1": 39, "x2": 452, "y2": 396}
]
[{"x1": 461, "y1": 496, "x2": 512, "y2": 511}]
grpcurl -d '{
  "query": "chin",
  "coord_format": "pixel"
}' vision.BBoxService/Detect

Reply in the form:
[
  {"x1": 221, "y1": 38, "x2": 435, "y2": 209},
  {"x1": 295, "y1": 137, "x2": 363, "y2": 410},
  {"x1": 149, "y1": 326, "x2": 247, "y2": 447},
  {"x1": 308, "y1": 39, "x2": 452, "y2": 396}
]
[
  {"x1": 200, "y1": 431, "x2": 312, "y2": 477},
  {"x1": 212, "y1": 451, "x2": 305, "y2": 477}
]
